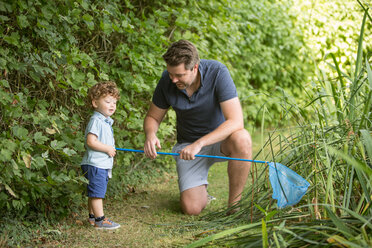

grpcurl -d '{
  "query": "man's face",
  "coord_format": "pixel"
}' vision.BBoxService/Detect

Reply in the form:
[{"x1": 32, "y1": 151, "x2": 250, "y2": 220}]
[{"x1": 167, "y1": 63, "x2": 198, "y2": 90}]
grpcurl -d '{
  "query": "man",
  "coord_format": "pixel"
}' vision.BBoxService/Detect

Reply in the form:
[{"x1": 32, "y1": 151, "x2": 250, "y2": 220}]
[{"x1": 144, "y1": 40, "x2": 252, "y2": 215}]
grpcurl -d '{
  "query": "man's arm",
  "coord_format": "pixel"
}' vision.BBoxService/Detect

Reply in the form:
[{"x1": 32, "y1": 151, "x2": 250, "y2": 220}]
[
  {"x1": 179, "y1": 97, "x2": 244, "y2": 160},
  {"x1": 143, "y1": 102, "x2": 168, "y2": 159}
]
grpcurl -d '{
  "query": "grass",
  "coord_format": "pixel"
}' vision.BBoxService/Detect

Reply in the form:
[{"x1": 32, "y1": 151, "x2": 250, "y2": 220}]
[
  {"x1": 32, "y1": 165, "x2": 239, "y2": 247},
  {"x1": 4, "y1": 130, "x2": 264, "y2": 247}
]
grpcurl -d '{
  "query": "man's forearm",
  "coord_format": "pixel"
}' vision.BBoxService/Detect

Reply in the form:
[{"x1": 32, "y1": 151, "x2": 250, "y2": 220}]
[
  {"x1": 144, "y1": 115, "x2": 160, "y2": 137},
  {"x1": 195, "y1": 97, "x2": 244, "y2": 147},
  {"x1": 194, "y1": 119, "x2": 243, "y2": 148}
]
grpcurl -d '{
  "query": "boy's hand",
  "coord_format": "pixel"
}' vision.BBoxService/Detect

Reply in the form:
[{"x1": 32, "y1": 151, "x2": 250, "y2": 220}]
[
  {"x1": 107, "y1": 146, "x2": 116, "y2": 157},
  {"x1": 86, "y1": 133, "x2": 116, "y2": 157}
]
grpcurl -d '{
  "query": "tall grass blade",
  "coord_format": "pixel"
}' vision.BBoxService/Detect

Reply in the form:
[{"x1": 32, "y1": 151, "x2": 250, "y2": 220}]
[
  {"x1": 354, "y1": 10, "x2": 367, "y2": 83},
  {"x1": 367, "y1": 58, "x2": 372, "y2": 90},
  {"x1": 329, "y1": 53, "x2": 345, "y2": 123},
  {"x1": 360, "y1": 130, "x2": 372, "y2": 161},
  {"x1": 324, "y1": 204, "x2": 372, "y2": 229},
  {"x1": 325, "y1": 207, "x2": 355, "y2": 238},
  {"x1": 345, "y1": 167, "x2": 355, "y2": 211},
  {"x1": 355, "y1": 167, "x2": 371, "y2": 204},
  {"x1": 184, "y1": 222, "x2": 262, "y2": 248},
  {"x1": 359, "y1": 59, "x2": 372, "y2": 130},
  {"x1": 328, "y1": 147, "x2": 372, "y2": 180},
  {"x1": 350, "y1": 10, "x2": 367, "y2": 124},
  {"x1": 262, "y1": 218, "x2": 268, "y2": 248},
  {"x1": 272, "y1": 232, "x2": 281, "y2": 247},
  {"x1": 323, "y1": 140, "x2": 336, "y2": 212}
]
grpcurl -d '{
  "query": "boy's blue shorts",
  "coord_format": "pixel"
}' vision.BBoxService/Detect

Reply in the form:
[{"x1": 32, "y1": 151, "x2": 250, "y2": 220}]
[{"x1": 81, "y1": 164, "x2": 109, "y2": 199}]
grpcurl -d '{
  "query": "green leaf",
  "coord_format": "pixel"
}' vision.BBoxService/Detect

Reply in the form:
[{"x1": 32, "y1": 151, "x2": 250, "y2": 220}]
[
  {"x1": 47, "y1": 175, "x2": 57, "y2": 185},
  {"x1": 31, "y1": 156, "x2": 46, "y2": 169},
  {"x1": 0, "y1": 15, "x2": 9, "y2": 22},
  {"x1": 69, "y1": 169, "x2": 76, "y2": 177},
  {"x1": 12, "y1": 126, "x2": 29, "y2": 140},
  {"x1": 82, "y1": 14, "x2": 93, "y2": 22},
  {"x1": 80, "y1": 0, "x2": 89, "y2": 10},
  {"x1": 0, "y1": 57, "x2": 6, "y2": 69},
  {"x1": 63, "y1": 147, "x2": 77, "y2": 156},
  {"x1": 0, "y1": 80, "x2": 10, "y2": 88},
  {"x1": 3, "y1": 32, "x2": 20, "y2": 47},
  {"x1": 17, "y1": 15, "x2": 30, "y2": 28},
  {"x1": 51, "y1": 140, "x2": 67, "y2": 150},
  {"x1": 29, "y1": 70, "x2": 41, "y2": 82},
  {"x1": 41, "y1": 5, "x2": 54, "y2": 20},
  {"x1": 99, "y1": 72, "x2": 109, "y2": 80},
  {"x1": 34, "y1": 132, "x2": 48, "y2": 144},
  {"x1": 0, "y1": 149, "x2": 12, "y2": 162}
]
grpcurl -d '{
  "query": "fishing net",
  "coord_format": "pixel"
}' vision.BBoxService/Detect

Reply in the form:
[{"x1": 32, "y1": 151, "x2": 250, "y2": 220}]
[{"x1": 269, "y1": 162, "x2": 310, "y2": 208}]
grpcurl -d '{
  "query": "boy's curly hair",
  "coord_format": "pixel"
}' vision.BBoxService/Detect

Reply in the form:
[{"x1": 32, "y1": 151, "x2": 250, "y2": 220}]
[{"x1": 87, "y1": 81, "x2": 120, "y2": 108}]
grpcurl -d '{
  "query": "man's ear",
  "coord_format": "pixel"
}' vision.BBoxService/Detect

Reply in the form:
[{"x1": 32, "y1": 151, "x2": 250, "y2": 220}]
[{"x1": 193, "y1": 63, "x2": 199, "y2": 72}]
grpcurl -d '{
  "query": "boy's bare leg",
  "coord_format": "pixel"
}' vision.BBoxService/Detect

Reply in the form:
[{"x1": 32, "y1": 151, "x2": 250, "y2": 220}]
[
  {"x1": 88, "y1": 198, "x2": 94, "y2": 216},
  {"x1": 89, "y1": 197, "x2": 104, "y2": 217}
]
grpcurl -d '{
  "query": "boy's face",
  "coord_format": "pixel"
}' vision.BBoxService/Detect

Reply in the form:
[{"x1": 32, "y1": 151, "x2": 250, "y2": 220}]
[{"x1": 92, "y1": 94, "x2": 117, "y2": 117}]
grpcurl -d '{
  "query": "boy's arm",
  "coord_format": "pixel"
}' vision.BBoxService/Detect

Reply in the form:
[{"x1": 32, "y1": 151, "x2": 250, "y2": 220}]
[{"x1": 86, "y1": 133, "x2": 116, "y2": 157}]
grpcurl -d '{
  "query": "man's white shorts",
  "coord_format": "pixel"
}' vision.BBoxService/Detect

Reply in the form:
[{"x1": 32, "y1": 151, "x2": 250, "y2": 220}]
[{"x1": 172, "y1": 142, "x2": 227, "y2": 192}]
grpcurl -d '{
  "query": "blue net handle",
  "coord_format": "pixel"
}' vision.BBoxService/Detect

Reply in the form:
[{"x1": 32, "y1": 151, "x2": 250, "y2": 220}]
[{"x1": 116, "y1": 148, "x2": 310, "y2": 208}]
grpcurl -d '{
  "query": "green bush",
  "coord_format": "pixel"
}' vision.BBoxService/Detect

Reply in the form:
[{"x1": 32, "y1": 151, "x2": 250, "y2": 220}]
[{"x1": 0, "y1": 0, "x2": 311, "y2": 219}]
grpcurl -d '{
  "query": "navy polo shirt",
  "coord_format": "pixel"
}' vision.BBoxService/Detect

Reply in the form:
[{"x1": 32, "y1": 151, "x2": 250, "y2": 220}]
[{"x1": 152, "y1": 59, "x2": 238, "y2": 143}]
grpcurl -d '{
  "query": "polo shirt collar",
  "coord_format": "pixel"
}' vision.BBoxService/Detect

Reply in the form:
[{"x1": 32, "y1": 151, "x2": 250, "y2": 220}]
[
  {"x1": 93, "y1": 111, "x2": 114, "y2": 126},
  {"x1": 198, "y1": 60, "x2": 205, "y2": 88}
]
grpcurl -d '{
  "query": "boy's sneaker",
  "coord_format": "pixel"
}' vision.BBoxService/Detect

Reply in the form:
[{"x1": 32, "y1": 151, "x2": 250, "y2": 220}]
[
  {"x1": 94, "y1": 218, "x2": 121, "y2": 230},
  {"x1": 88, "y1": 217, "x2": 95, "y2": 226},
  {"x1": 207, "y1": 194, "x2": 216, "y2": 204}
]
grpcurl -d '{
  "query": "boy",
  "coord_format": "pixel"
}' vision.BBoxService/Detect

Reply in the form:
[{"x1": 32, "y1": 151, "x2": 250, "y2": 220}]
[{"x1": 81, "y1": 81, "x2": 121, "y2": 229}]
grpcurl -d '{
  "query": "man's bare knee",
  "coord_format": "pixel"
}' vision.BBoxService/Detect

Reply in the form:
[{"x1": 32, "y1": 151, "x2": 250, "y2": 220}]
[
  {"x1": 181, "y1": 201, "x2": 204, "y2": 215},
  {"x1": 233, "y1": 129, "x2": 251, "y2": 152},
  {"x1": 180, "y1": 186, "x2": 207, "y2": 215},
  {"x1": 222, "y1": 129, "x2": 252, "y2": 157}
]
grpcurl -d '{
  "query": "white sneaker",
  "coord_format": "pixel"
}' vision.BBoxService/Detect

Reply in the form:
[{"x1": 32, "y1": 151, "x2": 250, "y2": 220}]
[{"x1": 207, "y1": 194, "x2": 216, "y2": 204}]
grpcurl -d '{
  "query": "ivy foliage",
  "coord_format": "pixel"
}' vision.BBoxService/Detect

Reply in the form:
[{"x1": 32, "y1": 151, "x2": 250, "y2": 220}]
[{"x1": 0, "y1": 0, "x2": 310, "y2": 218}]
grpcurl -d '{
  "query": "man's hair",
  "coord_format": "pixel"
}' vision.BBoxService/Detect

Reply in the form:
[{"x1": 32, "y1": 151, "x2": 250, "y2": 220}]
[
  {"x1": 88, "y1": 81, "x2": 120, "y2": 108},
  {"x1": 162, "y1": 40, "x2": 200, "y2": 70}
]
